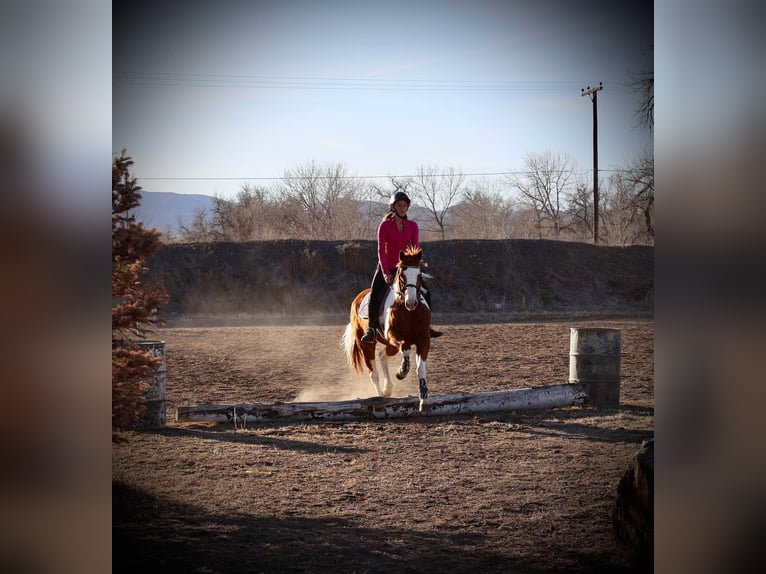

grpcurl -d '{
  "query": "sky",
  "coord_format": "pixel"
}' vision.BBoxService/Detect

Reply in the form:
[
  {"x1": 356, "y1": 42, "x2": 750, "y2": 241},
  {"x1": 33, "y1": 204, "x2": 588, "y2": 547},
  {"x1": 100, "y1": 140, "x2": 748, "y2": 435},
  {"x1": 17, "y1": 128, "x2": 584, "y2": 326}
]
[{"x1": 113, "y1": 0, "x2": 653, "y2": 199}]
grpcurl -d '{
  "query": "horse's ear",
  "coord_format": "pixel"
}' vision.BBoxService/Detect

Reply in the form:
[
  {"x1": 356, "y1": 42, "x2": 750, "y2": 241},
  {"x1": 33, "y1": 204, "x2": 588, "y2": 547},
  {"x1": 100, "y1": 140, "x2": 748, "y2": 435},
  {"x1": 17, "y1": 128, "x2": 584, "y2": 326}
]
[{"x1": 399, "y1": 250, "x2": 405, "y2": 261}]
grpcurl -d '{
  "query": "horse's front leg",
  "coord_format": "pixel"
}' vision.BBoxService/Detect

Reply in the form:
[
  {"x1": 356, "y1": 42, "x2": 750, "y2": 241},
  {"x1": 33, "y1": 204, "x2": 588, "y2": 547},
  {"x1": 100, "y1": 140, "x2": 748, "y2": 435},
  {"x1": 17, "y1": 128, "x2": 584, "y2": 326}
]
[
  {"x1": 415, "y1": 354, "x2": 428, "y2": 410},
  {"x1": 396, "y1": 346, "x2": 411, "y2": 380},
  {"x1": 377, "y1": 346, "x2": 394, "y2": 397}
]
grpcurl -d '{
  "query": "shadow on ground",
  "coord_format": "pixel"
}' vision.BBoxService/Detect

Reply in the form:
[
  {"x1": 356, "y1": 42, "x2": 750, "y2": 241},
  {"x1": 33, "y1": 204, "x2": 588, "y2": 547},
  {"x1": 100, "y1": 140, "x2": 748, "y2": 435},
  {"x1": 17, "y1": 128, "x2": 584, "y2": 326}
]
[{"x1": 113, "y1": 481, "x2": 643, "y2": 574}]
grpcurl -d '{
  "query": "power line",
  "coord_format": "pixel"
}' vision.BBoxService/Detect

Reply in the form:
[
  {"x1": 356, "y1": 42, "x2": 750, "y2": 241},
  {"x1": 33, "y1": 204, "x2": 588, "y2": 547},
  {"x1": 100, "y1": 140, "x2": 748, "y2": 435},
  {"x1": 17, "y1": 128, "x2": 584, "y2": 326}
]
[
  {"x1": 138, "y1": 169, "x2": 622, "y2": 182},
  {"x1": 114, "y1": 72, "x2": 633, "y2": 92}
]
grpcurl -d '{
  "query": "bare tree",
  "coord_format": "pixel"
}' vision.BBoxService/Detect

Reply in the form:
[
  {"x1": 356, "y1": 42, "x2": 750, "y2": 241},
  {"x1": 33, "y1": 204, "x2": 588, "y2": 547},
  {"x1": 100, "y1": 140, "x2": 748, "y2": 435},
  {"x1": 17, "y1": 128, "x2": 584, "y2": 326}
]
[
  {"x1": 600, "y1": 177, "x2": 637, "y2": 245},
  {"x1": 232, "y1": 184, "x2": 285, "y2": 239},
  {"x1": 605, "y1": 152, "x2": 654, "y2": 244},
  {"x1": 507, "y1": 151, "x2": 578, "y2": 239},
  {"x1": 566, "y1": 182, "x2": 595, "y2": 241},
  {"x1": 174, "y1": 194, "x2": 238, "y2": 242},
  {"x1": 177, "y1": 208, "x2": 214, "y2": 242},
  {"x1": 175, "y1": 169, "x2": 371, "y2": 242},
  {"x1": 177, "y1": 184, "x2": 289, "y2": 242},
  {"x1": 451, "y1": 178, "x2": 516, "y2": 239},
  {"x1": 209, "y1": 195, "x2": 241, "y2": 241},
  {"x1": 408, "y1": 164, "x2": 465, "y2": 240},
  {"x1": 278, "y1": 160, "x2": 365, "y2": 239},
  {"x1": 508, "y1": 207, "x2": 542, "y2": 239},
  {"x1": 631, "y1": 71, "x2": 654, "y2": 133}
]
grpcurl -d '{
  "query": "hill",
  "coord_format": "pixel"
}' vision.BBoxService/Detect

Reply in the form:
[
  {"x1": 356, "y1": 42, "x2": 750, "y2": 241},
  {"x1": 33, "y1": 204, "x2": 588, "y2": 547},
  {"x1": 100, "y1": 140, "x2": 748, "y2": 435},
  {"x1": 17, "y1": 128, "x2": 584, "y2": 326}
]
[
  {"x1": 132, "y1": 191, "x2": 215, "y2": 234},
  {"x1": 145, "y1": 239, "x2": 653, "y2": 321}
]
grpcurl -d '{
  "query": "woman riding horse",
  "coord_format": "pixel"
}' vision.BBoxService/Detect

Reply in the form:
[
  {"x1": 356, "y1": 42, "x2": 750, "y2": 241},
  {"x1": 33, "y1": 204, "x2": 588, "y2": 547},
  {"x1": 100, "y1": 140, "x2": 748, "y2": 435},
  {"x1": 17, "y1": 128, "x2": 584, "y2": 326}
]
[{"x1": 361, "y1": 190, "x2": 442, "y2": 343}]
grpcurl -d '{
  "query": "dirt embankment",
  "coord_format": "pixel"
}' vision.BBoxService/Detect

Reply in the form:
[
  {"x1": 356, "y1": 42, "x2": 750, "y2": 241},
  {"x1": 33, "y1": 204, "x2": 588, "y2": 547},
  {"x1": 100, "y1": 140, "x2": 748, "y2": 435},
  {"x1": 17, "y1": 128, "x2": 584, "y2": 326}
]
[{"x1": 147, "y1": 239, "x2": 653, "y2": 318}]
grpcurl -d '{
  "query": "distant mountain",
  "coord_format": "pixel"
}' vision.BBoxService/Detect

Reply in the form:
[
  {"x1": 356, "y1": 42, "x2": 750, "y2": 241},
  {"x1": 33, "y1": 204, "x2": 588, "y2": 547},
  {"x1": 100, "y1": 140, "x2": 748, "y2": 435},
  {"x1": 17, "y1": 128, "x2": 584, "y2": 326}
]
[{"x1": 132, "y1": 191, "x2": 215, "y2": 235}]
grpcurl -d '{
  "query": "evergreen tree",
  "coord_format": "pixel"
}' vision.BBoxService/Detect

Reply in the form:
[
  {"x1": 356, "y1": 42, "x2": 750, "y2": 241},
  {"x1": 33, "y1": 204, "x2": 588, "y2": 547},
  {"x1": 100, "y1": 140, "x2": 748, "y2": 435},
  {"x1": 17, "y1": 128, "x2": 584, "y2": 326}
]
[{"x1": 112, "y1": 151, "x2": 167, "y2": 431}]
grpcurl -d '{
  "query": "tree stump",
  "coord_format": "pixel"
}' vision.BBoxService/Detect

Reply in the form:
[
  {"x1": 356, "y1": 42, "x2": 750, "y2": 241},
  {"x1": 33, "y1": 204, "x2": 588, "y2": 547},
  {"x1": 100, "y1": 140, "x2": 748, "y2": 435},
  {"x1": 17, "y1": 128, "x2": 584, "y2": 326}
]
[{"x1": 613, "y1": 438, "x2": 654, "y2": 568}]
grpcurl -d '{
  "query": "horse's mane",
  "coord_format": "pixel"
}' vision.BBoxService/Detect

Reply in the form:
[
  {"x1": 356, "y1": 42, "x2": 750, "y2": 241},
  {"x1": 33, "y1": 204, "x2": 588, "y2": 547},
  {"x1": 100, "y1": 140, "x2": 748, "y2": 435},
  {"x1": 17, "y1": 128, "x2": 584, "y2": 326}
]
[{"x1": 398, "y1": 246, "x2": 422, "y2": 267}]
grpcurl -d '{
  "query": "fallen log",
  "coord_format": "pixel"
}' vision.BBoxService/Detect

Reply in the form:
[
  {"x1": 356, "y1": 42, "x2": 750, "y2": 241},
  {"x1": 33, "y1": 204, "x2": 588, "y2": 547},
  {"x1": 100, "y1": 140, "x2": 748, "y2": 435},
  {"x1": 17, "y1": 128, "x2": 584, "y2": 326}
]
[{"x1": 175, "y1": 383, "x2": 588, "y2": 425}]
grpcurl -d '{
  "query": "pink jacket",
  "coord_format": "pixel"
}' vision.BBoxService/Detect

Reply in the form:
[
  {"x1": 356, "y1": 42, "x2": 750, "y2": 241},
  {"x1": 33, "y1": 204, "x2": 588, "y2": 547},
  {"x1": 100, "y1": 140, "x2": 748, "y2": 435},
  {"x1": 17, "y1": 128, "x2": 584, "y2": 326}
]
[{"x1": 377, "y1": 216, "x2": 419, "y2": 274}]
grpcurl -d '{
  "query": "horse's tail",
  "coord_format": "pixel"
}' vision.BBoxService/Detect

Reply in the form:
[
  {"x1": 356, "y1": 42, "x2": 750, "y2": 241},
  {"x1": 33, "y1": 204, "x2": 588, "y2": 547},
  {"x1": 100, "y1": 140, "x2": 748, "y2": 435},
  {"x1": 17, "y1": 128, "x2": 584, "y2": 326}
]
[
  {"x1": 341, "y1": 322, "x2": 364, "y2": 374},
  {"x1": 341, "y1": 297, "x2": 366, "y2": 374}
]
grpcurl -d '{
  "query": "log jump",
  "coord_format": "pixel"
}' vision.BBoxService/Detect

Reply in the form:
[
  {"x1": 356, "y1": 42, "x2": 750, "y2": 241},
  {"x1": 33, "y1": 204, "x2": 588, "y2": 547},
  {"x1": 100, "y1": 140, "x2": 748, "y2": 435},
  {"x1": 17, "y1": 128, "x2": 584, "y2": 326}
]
[
  {"x1": 175, "y1": 382, "x2": 589, "y2": 425},
  {"x1": 172, "y1": 329, "x2": 620, "y2": 427}
]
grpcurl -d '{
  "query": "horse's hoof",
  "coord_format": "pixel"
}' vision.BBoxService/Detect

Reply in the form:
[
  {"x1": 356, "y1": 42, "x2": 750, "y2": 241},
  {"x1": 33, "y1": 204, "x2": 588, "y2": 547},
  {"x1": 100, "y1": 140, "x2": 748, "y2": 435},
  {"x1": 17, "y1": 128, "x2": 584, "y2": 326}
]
[
  {"x1": 418, "y1": 378, "x2": 428, "y2": 400},
  {"x1": 383, "y1": 386, "x2": 393, "y2": 397}
]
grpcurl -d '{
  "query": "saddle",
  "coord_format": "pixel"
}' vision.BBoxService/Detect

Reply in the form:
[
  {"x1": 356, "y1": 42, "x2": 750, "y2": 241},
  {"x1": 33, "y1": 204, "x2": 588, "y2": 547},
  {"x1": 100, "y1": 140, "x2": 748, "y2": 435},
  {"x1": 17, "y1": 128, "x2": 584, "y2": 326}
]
[
  {"x1": 359, "y1": 287, "x2": 428, "y2": 319},
  {"x1": 358, "y1": 287, "x2": 389, "y2": 320}
]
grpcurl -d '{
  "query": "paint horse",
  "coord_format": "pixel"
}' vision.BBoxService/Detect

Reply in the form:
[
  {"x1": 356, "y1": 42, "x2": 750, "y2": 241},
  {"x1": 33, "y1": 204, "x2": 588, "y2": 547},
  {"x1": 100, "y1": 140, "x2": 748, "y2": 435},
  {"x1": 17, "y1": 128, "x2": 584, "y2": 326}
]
[{"x1": 341, "y1": 246, "x2": 431, "y2": 410}]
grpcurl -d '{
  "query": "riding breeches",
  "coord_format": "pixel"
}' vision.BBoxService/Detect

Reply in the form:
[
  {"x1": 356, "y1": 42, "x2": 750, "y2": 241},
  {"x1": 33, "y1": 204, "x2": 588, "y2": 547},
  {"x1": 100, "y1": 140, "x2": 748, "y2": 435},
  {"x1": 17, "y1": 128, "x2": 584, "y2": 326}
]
[{"x1": 367, "y1": 265, "x2": 391, "y2": 328}]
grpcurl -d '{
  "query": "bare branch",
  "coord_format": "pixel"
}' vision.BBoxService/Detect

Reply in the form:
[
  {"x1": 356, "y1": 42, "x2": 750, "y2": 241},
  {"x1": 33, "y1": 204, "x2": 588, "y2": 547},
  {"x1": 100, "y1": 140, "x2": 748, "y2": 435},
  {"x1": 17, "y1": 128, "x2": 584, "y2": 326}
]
[
  {"x1": 409, "y1": 164, "x2": 466, "y2": 240},
  {"x1": 506, "y1": 151, "x2": 577, "y2": 239}
]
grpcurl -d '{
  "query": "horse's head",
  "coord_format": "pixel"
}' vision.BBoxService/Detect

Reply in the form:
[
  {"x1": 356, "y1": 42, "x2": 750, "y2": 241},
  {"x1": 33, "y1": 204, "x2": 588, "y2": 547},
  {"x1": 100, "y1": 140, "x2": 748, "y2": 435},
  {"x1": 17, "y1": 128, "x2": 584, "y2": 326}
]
[{"x1": 395, "y1": 247, "x2": 423, "y2": 311}]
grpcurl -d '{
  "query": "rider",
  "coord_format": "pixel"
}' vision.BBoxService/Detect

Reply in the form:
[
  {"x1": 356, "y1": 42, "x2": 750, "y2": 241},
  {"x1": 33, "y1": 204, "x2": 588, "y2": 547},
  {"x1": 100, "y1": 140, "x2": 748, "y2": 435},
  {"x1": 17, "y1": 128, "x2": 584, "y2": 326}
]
[{"x1": 360, "y1": 190, "x2": 443, "y2": 343}]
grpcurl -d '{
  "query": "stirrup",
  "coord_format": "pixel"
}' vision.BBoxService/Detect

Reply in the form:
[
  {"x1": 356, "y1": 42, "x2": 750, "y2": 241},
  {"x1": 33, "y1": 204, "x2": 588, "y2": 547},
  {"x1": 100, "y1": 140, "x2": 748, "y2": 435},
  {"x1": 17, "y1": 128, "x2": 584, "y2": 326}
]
[
  {"x1": 430, "y1": 327, "x2": 443, "y2": 338},
  {"x1": 361, "y1": 328, "x2": 376, "y2": 343}
]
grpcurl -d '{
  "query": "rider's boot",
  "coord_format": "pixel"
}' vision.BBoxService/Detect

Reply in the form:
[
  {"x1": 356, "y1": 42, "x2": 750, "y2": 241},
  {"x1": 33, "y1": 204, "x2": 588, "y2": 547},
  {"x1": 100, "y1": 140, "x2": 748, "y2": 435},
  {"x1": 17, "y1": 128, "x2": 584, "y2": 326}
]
[
  {"x1": 361, "y1": 295, "x2": 378, "y2": 342},
  {"x1": 361, "y1": 319, "x2": 377, "y2": 343},
  {"x1": 362, "y1": 276, "x2": 383, "y2": 343},
  {"x1": 422, "y1": 286, "x2": 442, "y2": 338}
]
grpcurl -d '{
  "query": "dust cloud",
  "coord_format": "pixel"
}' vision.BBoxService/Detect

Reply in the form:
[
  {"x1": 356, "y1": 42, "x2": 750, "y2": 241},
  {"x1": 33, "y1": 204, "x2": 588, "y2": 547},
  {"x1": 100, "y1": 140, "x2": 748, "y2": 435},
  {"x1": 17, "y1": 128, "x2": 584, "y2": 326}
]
[
  {"x1": 292, "y1": 350, "x2": 422, "y2": 403},
  {"x1": 293, "y1": 373, "x2": 373, "y2": 402}
]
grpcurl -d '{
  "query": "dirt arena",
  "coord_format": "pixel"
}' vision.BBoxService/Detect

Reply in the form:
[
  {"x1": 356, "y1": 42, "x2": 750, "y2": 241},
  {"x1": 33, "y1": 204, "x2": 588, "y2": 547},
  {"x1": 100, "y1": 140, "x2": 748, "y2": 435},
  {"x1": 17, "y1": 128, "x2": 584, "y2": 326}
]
[{"x1": 113, "y1": 317, "x2": 653, "y2": 573}]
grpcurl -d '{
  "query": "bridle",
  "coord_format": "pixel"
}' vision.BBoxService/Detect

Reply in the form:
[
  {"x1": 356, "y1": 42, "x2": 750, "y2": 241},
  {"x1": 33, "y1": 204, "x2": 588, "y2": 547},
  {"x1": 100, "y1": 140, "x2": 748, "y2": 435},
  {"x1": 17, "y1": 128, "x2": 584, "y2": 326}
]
[{"x1": 395, "y1": 265, "x2": 422, "y2": 305}]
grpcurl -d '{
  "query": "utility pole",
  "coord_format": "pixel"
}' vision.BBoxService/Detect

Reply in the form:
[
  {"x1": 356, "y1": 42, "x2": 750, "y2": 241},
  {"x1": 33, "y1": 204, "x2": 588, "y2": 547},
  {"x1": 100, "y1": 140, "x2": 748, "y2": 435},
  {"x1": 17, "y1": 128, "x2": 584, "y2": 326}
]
[{"x1": 581, "y1": 82, "x2": 603, "y2": 244}]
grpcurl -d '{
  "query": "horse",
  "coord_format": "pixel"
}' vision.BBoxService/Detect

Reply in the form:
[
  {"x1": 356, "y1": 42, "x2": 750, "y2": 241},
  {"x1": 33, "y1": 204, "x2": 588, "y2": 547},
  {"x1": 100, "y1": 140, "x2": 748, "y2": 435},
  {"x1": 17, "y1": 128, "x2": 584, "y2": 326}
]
[{"x1": 341, "y1": 246, "x2": 431, "y2": 410}]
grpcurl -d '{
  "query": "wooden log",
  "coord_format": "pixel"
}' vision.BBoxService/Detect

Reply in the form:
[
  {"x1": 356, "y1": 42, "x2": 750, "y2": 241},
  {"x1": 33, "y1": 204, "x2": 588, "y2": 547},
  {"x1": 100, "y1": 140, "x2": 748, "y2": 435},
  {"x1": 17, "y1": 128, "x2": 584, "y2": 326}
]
[{"x1": 175, "y1": 383, "x2": 588, "y2": 424}]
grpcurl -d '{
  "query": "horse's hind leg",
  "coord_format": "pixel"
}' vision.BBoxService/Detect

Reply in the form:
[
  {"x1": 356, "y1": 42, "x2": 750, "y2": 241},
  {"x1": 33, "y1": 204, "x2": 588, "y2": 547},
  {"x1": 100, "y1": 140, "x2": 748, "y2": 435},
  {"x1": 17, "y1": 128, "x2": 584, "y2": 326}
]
[
  {"x1": 377, "y1": 346, "x2": 394, "y2": 397},
  {"x1": 361, "y1": 341, "x2": 384, "y2": 396},
  {"x1": 367, "y1": 364, "x2": 384, "y2": 397}
]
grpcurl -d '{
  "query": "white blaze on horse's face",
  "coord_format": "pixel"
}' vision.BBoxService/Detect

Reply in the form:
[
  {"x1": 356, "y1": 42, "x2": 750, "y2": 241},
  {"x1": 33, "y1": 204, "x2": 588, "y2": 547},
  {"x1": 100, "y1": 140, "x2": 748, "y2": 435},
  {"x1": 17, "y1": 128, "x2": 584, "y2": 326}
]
[{"x1": 401, "y1": 266, "x2": 421, "y2": 311}]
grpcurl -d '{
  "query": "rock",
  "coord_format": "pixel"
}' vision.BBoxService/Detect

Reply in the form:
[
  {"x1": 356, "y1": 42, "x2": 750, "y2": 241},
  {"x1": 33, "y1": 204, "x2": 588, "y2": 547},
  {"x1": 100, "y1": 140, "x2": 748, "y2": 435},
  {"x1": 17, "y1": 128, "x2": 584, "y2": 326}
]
[{"x1": 613, "y1": 438, "x2": 654, "y2": 568}]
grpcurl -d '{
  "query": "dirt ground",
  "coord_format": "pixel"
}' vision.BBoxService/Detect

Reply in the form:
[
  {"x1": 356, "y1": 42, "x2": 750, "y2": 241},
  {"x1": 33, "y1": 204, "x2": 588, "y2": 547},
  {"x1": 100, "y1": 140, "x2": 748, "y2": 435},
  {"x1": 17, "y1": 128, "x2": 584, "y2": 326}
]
[{"x1": 113, "y1": 316, "x2": 654, "y2": 573}]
